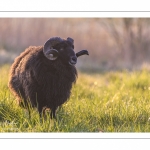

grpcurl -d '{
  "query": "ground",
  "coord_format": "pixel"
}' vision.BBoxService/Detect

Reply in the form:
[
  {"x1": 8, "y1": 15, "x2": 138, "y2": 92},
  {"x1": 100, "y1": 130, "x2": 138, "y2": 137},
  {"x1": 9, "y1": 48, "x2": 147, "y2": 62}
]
[{"x1": 0, "y1": 65, "x2": 150, "y2": 132}]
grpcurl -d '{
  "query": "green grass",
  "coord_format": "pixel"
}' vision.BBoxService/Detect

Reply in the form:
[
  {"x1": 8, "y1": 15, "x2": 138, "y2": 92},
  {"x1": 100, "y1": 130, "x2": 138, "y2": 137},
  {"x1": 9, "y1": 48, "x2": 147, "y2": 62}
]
[{"x1": 0, "y1": 65, "x2": 150, "y2": 132}]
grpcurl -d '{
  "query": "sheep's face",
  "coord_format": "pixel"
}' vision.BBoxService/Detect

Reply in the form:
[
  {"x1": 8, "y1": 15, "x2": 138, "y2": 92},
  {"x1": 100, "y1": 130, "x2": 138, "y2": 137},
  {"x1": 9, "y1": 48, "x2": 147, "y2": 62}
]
[
  {"x1": 43, "y1": 37, "x2": 89, "y2": 66},
  {"x1": 53, "y1": 41, "x2": 77, "y2": 66}
]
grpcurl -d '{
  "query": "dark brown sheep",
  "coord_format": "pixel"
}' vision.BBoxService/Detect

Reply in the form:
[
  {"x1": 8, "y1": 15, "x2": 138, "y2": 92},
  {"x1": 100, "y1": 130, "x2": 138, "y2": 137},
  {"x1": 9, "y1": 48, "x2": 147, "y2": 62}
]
[{"x1": 8, "y1": 37, "x2": 89, "y2": 118}]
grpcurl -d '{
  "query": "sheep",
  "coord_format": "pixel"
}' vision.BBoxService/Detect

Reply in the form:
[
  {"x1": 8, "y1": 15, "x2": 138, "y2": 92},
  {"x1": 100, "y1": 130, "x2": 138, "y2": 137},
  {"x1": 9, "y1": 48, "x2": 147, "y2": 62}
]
[{"x1": 8, "y1": 37, "x2": 89, "y2": 119}]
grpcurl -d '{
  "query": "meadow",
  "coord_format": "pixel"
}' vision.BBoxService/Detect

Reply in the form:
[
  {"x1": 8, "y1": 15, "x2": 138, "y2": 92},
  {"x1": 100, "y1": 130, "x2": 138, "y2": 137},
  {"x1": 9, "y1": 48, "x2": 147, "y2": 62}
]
[{"x1": 0, "y1": 65, "x2": 150, "y2": 132}]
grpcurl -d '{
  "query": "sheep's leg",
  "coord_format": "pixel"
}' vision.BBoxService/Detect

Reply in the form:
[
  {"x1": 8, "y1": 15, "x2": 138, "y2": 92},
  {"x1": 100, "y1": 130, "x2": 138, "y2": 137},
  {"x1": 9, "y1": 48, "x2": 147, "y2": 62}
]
[
  {"x1": 38, "y1": 105, "x2": 45, "y2": 118},
  {"x1": 50, "y1": 107, "x2": 57, "y2": 119},
  {"x1": 38, "y1": 106, "x2": 56, "y2": 119}
]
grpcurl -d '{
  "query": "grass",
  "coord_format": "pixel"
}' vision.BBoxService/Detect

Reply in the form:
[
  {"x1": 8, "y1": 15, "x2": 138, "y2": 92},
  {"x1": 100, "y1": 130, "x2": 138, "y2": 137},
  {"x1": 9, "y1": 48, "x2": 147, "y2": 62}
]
[{"x1": 0, "y1": 65, "x2": 150, "y2": 132}]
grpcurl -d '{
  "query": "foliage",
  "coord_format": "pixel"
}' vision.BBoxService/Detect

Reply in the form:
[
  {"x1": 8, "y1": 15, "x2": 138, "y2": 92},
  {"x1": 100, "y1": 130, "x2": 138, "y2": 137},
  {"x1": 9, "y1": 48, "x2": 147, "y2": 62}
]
[{"x1": 1, "y1": 18, "x2": 150, "y2": 70}]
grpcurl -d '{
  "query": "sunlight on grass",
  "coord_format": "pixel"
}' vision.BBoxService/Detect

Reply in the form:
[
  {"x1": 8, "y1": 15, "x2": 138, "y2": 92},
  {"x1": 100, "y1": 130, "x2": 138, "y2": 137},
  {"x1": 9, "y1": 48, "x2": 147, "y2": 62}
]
[{"x1": 0, "y1": 65, "x2": 150, "y2": 132}]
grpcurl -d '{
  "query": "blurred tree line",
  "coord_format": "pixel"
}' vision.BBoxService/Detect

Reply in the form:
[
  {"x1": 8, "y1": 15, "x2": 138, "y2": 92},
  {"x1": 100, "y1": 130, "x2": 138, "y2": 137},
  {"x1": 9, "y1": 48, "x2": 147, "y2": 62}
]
[{"x1": 0, "y1": 18, "x2": 150, "y2": 71}]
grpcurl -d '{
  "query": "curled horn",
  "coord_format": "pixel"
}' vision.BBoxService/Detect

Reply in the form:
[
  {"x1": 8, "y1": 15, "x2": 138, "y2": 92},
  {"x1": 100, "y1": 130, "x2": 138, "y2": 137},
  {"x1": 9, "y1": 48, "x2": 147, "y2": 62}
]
[
  {"x1": 43, "y1": 37, "x2": 63, "y2": 60},
  {"x1": 76, "y1": 50, "x2": 89, "y2": 58}
]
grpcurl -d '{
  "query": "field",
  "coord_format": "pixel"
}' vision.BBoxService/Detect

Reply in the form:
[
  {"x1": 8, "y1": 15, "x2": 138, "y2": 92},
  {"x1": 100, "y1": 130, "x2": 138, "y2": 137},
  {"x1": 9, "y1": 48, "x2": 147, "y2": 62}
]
[{"x1": 0, "y1": 65, "x2": 150, "y2": 132}]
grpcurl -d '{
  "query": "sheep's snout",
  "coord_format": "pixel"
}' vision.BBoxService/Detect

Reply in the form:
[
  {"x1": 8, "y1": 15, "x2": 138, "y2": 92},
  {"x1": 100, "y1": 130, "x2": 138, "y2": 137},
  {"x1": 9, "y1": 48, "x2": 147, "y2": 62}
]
[{"x1": 69, "y1": 56, "x2": 77, "y2": 65}]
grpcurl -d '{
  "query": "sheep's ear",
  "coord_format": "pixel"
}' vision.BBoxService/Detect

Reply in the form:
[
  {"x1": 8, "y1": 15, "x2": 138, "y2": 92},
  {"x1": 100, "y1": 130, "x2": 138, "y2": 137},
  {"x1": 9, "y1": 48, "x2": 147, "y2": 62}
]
[
  {"x1": 67, "y1": 37, "x2": 74, "y2": 45},
  {"x1": 44, "y1": 49, "x2": 58, "y2": 60},
  {"x1": 76, "y1": 50, "x2": 89, "y2": 58}
]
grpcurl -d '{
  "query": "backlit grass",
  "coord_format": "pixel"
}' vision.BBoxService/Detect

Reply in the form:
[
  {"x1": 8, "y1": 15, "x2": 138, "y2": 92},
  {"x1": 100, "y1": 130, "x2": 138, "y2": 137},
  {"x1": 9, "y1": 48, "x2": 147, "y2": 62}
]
[{"x1": 0, "y1": 65, "x2": 150, "y2": 132}]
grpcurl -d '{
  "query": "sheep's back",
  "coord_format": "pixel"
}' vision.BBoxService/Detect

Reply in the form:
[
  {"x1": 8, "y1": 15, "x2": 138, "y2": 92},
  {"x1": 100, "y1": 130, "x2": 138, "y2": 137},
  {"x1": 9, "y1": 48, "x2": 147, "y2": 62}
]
[
  {"x1": 8, "y1": 46, "x2": 77, "y2": 109},
  {"x1": 8, "y1": 46, "x2": 43, "y2": 105}
]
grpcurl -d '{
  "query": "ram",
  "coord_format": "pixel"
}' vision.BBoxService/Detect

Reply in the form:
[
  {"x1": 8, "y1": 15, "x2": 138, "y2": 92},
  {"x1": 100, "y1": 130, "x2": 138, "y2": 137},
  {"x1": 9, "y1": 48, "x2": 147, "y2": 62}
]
[{"x1": 8, "y1": 37, "x2": 89, "y2": 118}]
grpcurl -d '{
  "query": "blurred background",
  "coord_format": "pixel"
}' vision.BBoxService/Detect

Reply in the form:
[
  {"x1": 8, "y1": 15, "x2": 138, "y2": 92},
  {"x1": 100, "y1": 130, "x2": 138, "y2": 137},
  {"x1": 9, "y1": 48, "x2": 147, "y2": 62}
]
[{"x1": 1, "y1": 18, "x2": 150, "y2": 72}]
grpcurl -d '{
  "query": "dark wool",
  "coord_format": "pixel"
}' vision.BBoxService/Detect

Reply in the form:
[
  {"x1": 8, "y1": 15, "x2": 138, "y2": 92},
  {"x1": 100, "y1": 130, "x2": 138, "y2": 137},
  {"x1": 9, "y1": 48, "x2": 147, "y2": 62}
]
[{"x1": 8, "y1": 45, "x2": 77, "y2": 118}]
